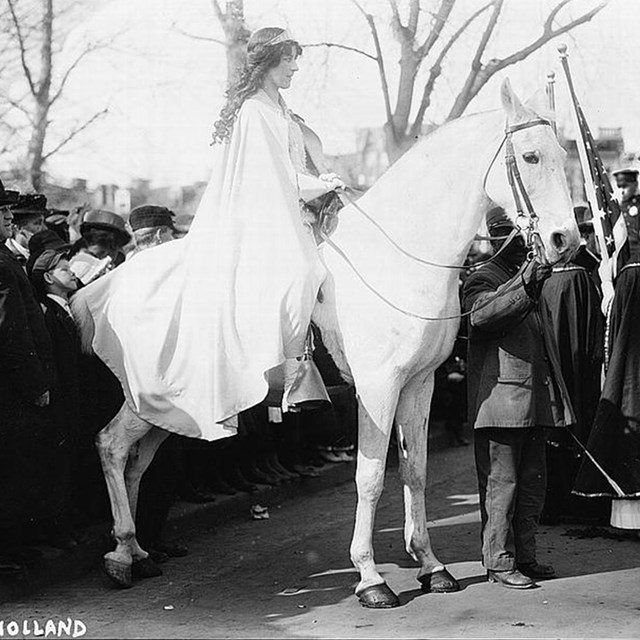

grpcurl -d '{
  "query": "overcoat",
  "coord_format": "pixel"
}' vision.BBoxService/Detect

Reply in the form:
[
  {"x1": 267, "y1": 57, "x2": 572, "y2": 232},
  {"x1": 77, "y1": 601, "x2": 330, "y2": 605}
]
[
  {"x1": 462, "y1": 256, "x2": 575, "y2": 430},
  {"x1": 0, "y1": 244, "x2": 55, "y2": 526}
]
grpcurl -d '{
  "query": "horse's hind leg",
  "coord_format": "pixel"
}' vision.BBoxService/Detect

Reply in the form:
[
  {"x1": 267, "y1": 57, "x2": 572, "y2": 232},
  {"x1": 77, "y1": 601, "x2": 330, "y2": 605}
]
[
  {"x1": 96, "y1": 401, "x2": 155, "y2": 588},
  {"x1": 124, "y1": 426, "x2": 170, "y2": 560},
  {"x1": 395, "y1": 372, "x2": 460, "y2": 593},
  {"x1": 350, "y1": 395, "x2": 400, "y2": 608}
]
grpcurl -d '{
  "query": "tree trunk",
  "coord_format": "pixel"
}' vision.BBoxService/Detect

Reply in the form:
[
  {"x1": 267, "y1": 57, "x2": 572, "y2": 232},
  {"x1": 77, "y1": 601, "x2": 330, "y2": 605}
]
[
  {"x1": 222, "y1": 0, "x2": 249, "y2": 84},
  {"x1": 27, "y1": 0, "x2": 53, "y2": 191}
]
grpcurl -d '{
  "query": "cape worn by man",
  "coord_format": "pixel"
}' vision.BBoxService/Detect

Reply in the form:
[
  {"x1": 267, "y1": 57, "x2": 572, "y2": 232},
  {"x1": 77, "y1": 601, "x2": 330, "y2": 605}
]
[{"x1": 73, "y1": 94, "x2": 327, "y2": 441}]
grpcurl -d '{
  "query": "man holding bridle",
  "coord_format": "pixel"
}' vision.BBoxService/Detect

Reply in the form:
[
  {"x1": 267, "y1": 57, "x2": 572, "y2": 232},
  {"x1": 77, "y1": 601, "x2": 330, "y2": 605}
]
[{"x1": 463, "y1": 206, "x2": 575, "y2": 589}]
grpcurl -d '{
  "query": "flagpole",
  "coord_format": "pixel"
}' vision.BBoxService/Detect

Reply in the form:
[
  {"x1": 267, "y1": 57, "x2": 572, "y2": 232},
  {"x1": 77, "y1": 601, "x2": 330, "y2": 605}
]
[{"x1": 557, "y1": 43, "x2": 615, "y2": 315}]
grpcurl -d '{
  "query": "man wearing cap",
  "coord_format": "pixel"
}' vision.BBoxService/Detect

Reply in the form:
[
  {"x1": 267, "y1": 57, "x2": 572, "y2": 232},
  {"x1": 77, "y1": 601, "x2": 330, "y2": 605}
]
[
  {"x1": 70, "y1": 209, "x2": 131, "y2": 285},
  {"x1": 462, "y1": 206, "x2": 575, "y2": 589},
  {"x1": 128, "y1": 204, "x2": 177, "y2": 257},
  {"x1": 5, "y1": 194, "x2": 48, "y2": 266},
  {"x1": 0, "y1": 180, "x2": 55, "y2": 573},
  {"x1": 29, "y1": 248, "x2": 83, "y2": 548}
]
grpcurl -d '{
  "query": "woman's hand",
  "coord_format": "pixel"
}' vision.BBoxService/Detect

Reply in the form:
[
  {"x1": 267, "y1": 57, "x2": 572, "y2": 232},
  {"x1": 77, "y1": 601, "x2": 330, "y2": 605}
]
[{"x1": 319, "y1": 173, "x2": 346, "y2": 192}]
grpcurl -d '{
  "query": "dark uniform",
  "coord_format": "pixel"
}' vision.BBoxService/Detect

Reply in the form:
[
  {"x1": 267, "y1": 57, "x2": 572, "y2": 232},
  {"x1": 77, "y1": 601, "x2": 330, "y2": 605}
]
[{"x1": 574, "y1": 169, "x2": 640, "y2": 502}]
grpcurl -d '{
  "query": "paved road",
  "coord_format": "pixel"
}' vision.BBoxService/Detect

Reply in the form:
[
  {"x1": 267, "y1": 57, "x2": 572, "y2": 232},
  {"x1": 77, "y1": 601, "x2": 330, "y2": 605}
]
[{"x1": 1, "y1": 444, "x2": 639, "y2": 639}]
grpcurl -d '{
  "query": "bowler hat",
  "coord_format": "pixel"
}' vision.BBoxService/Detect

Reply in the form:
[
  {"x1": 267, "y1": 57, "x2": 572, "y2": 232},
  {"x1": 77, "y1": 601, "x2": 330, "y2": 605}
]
[
  {"x1": 26, "y1": 229, "x2": 72, "y2": 275},
  {"x1": 11, "y1": 193, "x2": 47, "y2": 218},
  {"x1": 129, "y1": 205, "x2": 177, "y2": 232},
  {"x1": 0, "y1": 179, "x2": 20, "y2": 207},
  {"x1": 80, "y1": 209, "x2": 131, "y2": 247}
]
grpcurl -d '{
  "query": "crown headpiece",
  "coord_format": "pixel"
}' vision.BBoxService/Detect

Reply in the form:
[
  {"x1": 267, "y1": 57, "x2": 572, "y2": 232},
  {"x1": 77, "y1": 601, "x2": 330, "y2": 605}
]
[{"x1": 264, "y1": 29, "x2": 294, "y2": 47}]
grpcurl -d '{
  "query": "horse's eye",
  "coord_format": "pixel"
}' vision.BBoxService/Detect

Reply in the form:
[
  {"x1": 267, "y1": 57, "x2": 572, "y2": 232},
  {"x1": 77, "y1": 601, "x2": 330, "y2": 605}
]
[{"x1": 523, "y1": 151, "x2": 539, "y2": 164}]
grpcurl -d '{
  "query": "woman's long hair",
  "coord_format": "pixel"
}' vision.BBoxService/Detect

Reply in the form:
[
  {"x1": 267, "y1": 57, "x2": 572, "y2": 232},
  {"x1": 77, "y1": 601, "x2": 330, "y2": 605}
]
[{"x1": 211, "y1": 27, "x2": 302, "y2": 145}]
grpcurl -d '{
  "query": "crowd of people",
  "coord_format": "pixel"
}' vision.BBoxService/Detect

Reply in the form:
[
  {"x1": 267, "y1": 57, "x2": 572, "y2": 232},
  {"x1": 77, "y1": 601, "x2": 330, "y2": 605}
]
[{"x1": 0, "y1": 182, "x2": 360, "y2": 577}]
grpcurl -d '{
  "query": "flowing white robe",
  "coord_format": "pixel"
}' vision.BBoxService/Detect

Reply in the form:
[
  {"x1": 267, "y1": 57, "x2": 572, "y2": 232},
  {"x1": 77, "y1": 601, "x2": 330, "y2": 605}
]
[{"x1": 77, "y1": 93, "x2": 327, "y2": 441}]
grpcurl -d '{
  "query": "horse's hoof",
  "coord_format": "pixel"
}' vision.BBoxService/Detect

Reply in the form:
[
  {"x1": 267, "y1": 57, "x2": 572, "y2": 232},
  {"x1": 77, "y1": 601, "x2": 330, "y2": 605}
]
[
  {"x1": 419, "y1": 568, "x2": 460, "y2": 593},
  {"x1": 132, "y1": 557, "x2": 163, "y2": 580},
  {"x1": 356, "y1": 583, "x2": 400, "y2": 608},
  {"x1": 103, "y1": 557, "x2": 133, "y2": 589}
]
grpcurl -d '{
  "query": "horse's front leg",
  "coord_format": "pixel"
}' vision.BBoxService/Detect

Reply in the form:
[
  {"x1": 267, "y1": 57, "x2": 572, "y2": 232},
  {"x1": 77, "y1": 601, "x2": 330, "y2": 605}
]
[
  {"x1": 395, "y1": 371, "x2": 460, "y2": 593},
  {"x1": 351, "y1": 396, "x2": 400, "y2": 608}
]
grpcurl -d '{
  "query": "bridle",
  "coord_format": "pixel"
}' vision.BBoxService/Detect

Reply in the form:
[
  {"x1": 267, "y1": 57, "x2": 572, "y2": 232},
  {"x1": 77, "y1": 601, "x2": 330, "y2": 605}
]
[
  {"x1": 482, "y1": 117, "x2": 552, "y2": 264},
  {"x1": 319, "y1": 116, "x2": 554, "y2": 321}
]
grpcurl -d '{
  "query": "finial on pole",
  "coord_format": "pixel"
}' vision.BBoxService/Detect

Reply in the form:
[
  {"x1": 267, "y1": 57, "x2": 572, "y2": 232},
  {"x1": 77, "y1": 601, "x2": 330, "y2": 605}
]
[
  {"x1": 557, "y1": 43, "x2": 568, "y2": 57},
  {"x1": 546, "y1": 70, "x2": 555, "y2": 83}
]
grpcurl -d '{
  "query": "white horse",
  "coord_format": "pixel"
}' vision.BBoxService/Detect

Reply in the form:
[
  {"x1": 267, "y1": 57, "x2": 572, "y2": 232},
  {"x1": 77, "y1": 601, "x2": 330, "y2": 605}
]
[{"x1": 73, "y1": 78, "x2": 579, "y2": 605}]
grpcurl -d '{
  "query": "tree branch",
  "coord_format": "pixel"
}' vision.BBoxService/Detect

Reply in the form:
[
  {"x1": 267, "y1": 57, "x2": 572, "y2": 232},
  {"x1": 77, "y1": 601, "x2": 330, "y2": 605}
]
[
  {"x1": 448, "y1": 0, "x2": 607, "y2": 119},
  {"x1": 302, "y1": 42, "x2": 377, "y2": 61},
  {"x1": 171, "y1": 22, "x2": 225, "y2": 45},
  {"x1": 42, "y1": 108, "x2": 108, "y2": 161},
  {"x1": 411, "y1": 1, "x2": 492, "y2": 138},
  {"x1": 351, "y1": 0, "x2": 393, "y2": 125},
  {"x1": 211, "y1": 0, "x2": 224, "y2": 22},
  {"x1": 416, "y1": 0, "x2": 456, "y2": 60},
  {"x1": 6, "y1": 0, "x2": 36, "y2": 97}
]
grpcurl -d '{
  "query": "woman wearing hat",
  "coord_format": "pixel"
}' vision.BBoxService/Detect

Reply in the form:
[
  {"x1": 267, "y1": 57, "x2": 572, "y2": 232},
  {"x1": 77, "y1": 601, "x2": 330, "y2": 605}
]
[{"x1": 74, "y1": 27, "x2": 343, "y2": 441}]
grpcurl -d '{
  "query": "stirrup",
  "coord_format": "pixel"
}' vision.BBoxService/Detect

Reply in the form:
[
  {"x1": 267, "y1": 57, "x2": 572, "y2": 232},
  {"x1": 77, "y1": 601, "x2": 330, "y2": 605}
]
[{"x1": 284, "y1": 329, "x2": 331, "y2": 411}]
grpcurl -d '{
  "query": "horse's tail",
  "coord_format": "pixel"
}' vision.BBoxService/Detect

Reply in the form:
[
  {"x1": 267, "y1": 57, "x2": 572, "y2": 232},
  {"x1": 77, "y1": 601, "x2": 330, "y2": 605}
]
[{"x1": 70, "y1": 290, "x2": 96, "y2": 355}]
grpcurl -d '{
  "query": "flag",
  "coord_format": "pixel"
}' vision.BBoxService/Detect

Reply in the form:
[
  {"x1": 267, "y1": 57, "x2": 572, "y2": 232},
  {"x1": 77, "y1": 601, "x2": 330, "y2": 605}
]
[{"x1": 576, "y1": 106, "x2": 629, "y2": 281}]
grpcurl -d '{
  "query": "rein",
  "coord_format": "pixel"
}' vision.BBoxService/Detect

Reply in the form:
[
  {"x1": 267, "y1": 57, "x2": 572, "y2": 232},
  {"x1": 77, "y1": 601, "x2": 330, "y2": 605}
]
[{"x1": 319, "y1": 117, "x2": 553, "y2": 322}]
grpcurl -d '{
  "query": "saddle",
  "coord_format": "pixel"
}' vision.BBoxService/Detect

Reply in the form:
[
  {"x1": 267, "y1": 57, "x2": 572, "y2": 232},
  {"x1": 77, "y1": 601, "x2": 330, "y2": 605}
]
[{"x1": 302, "y1": 190, "x2": 344, "y2": 244}]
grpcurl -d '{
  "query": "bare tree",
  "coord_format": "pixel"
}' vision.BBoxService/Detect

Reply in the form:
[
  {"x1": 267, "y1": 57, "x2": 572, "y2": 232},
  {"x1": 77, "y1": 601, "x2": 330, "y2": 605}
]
[
  {"x1": 317, "y1": 0, "x2": 606, "y2": 162},
  {"x1": 1, "y1": 0, "x2": 110, "y2": 190},
  {"x1": 173, "y1": 0, "x2": 250, "y2": 85}
]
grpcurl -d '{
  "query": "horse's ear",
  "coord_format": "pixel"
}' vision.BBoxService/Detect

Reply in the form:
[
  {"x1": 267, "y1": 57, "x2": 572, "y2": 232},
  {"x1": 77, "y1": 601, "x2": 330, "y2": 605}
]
[
  {"x1": 500, "y1": 78, "x2": 527, "y2": 122},
  {"x1": 524, "y1": 89, "x2": 555, "y2": 121}
]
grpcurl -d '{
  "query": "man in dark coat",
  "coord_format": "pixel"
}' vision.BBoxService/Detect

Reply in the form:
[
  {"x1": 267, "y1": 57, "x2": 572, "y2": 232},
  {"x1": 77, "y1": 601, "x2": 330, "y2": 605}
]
[
  {"x1": 462, "y1": 206, "x2": 575, "y2": 589},
  {"x1": 29, "y1": 248, "x2": 83, "y2": 547},
  {"x1": 0, "y1": 182, "x2": 55, "y2": 574}
]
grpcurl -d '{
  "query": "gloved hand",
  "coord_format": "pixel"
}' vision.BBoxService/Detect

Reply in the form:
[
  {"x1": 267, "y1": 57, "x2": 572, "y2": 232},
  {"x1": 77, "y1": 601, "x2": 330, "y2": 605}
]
[
  {"x1": 521, "y1": 258, "x2": 552, "y2": 298},
  {"x1": 319, "y1": 172, "x2": 346, "y2": 191}
]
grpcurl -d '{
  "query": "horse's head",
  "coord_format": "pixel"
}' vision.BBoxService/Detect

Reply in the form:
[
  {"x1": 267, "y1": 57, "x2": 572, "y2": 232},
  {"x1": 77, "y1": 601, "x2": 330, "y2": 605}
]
[{"x1": 484, "y1": 78, "x2": 580, "y2": 264}]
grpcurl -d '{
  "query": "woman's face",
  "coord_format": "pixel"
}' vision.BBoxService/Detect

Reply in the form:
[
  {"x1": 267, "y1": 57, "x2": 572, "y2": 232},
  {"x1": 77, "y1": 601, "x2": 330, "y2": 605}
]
[{"x1": 263, "y1": 51, "x2": 299, "y2": 91}]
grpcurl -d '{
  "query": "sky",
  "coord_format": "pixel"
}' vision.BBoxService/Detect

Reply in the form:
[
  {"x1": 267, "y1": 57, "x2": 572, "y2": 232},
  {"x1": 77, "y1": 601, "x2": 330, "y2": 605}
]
[{"x1": 16, "y1": 0, "x2": 640, "y2": 188}]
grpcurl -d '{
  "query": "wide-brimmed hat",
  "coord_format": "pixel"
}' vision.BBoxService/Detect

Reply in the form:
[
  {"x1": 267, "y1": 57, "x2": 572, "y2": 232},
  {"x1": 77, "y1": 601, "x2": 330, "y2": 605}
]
[
  {"x1": 0, "y1": 179, "x2": 20, "y2": 208},
  {"x1": 129, "y1": 204, "x2": 177, "y2": 232},
  {"x1": 80, "y1": 209, "x2": 131, "y2": 247}
]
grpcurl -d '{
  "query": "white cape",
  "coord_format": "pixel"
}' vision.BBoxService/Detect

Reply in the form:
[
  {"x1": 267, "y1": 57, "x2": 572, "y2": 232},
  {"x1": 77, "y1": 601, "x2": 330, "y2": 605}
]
[{"x1": 76, "y1": 96, "x2": 326, "y2": 441}]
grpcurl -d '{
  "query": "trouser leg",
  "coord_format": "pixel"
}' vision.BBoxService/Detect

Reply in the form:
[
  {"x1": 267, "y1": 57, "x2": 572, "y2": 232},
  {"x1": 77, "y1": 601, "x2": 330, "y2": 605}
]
[
  {"x1": 475, "y1": 428, "x2": 521, "y2": 571},
  {"x1": 514, "y1": 427, "x2": 547, "y2": 565}
]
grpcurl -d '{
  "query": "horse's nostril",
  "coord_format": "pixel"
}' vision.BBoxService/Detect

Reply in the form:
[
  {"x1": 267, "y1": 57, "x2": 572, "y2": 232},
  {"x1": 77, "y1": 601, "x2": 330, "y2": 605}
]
[{"x1": 551, "y1": 231, "x2": 567, "y2": 252}]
